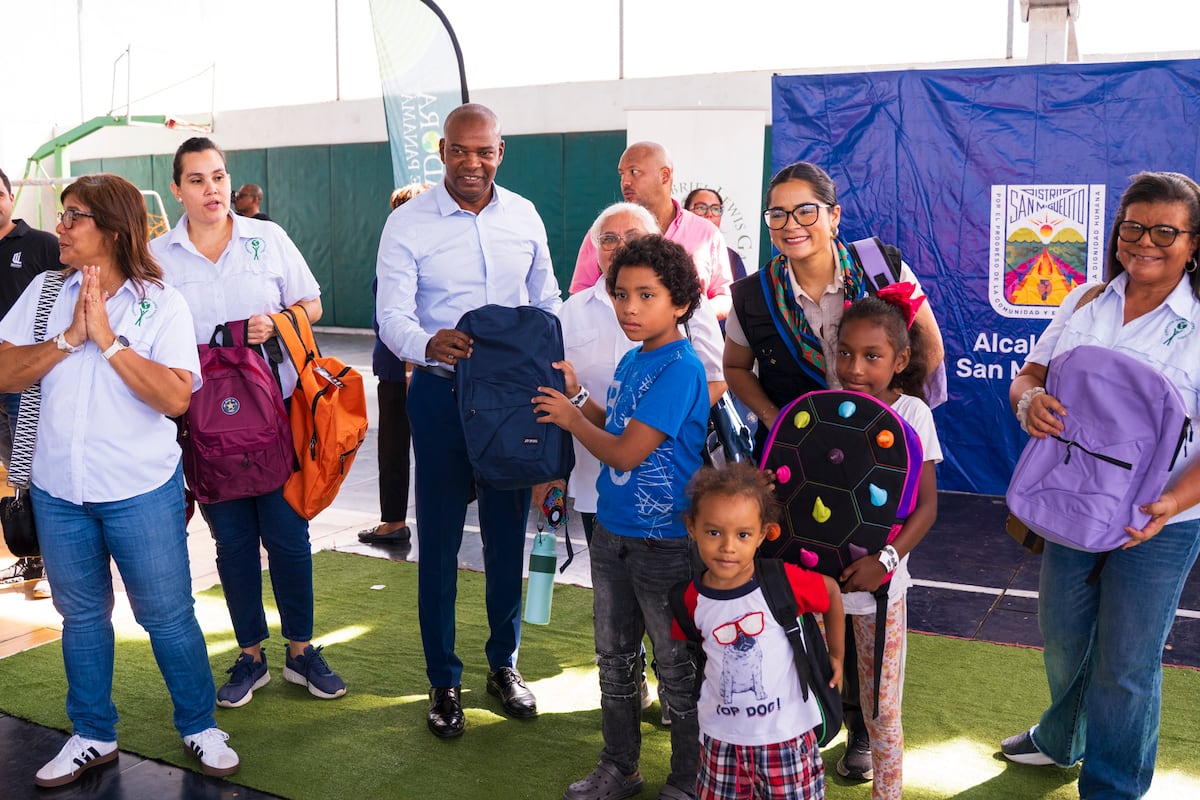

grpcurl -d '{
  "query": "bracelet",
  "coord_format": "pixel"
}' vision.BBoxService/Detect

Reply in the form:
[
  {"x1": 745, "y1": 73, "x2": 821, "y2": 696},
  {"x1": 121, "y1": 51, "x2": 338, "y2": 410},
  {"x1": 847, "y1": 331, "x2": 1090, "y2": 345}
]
[
  {"x1": 568, "y1": 386, "x2": 590, "y2": 408},
  {"x1": 877, "y1": 545, "x2": 900, "y2": 574},
  {"x1": 1016, "y1": 386, "x2": 1047, "y2": 433}
]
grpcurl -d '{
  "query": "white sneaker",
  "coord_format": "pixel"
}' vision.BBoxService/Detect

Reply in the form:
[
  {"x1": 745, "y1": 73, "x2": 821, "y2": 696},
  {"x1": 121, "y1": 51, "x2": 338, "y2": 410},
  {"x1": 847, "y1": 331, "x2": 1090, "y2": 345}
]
[
  {"x1": 35, "y1": 734, "x2": 118, "y2": 787},
  {"x1": 33, "y1": 578, "x2": 51, "y2": 599},
  {"x1": 183, "y1": 727, "x2": 240, "y2": 777}
]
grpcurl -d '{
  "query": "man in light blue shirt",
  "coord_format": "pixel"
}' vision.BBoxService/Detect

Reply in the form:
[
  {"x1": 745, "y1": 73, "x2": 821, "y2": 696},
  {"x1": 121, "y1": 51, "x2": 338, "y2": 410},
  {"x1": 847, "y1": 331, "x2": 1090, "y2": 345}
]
[{"x1": 376, "y1": 103, "x2": 561, "y2": 740}]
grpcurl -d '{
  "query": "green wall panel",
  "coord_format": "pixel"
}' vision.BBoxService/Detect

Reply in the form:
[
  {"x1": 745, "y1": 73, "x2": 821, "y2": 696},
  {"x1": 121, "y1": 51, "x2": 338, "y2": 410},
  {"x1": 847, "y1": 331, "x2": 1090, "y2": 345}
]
[
  {"x1": 148, "y1": 153, "x2": 177, "y2": 229},
  {"x1": 267, "y1": 145, "x2": 333, "y2": 320},
  {"x1": 563, "y1": 130, "x2": 626, "y2": 266},
  {"x1": 330, "y1": 142, "x2": 394, "y2": 328},
  {"x1": 497, "y1": 134, "x2": 567, "y2": 293}
]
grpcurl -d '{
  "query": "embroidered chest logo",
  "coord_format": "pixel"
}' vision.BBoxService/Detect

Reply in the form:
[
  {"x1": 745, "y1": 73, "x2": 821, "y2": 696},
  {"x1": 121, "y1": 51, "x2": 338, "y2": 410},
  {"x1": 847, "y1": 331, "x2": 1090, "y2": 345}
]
[
  {"x1": 245, "y1": 238, "x2": 265, "y2": 260},
  {"x1": 1164, "y1": 318, "x2": 1194, "y2": 346},
  {"x1": 221, "y1": 397, "x2": 241, "y2": 415},
  {"x1": 9, "y1": 251, "x2": 22, "y2": 269},
  {"x1": 132, "y1": 299, "x2": 157, "y2": 326}
]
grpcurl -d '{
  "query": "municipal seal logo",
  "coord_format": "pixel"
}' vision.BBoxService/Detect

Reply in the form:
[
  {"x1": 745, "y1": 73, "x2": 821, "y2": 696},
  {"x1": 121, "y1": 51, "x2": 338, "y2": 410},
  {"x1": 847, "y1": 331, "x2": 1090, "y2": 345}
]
[
  {"x1": 221, "y1": 397, "x2": 240, "y2": 415},
  {"x1": 988, "y1": 184, "x2": 1106, "y2": 318}
]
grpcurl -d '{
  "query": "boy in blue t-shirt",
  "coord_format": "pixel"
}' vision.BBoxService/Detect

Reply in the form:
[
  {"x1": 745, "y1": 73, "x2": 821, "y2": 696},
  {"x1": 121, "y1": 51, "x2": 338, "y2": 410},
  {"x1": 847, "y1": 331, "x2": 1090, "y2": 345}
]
[{"x1": 535, "y1": 236, "x2": 710, "y2": 800}]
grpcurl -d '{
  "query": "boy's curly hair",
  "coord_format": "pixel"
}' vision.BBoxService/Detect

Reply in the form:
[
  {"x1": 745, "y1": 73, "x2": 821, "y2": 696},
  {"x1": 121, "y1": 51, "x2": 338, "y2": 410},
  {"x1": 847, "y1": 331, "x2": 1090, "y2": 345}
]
[
  {"x1": 685, "y1": 462, "x2": 778, "y2": 527},
  {"x1": 606, "y1": 235, "x2": 702, "y2": 325}
]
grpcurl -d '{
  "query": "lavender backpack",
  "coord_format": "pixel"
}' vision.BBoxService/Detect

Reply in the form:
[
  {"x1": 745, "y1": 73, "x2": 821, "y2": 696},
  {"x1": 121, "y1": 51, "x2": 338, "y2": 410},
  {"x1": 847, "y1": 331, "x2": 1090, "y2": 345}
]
[{"x1": 1006, "y1": 344, "x2": 1191, "y2": 552}]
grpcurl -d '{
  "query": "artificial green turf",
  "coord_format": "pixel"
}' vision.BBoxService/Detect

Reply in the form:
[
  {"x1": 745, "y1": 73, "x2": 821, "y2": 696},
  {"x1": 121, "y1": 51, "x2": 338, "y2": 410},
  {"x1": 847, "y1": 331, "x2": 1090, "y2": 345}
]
[{"x1": 0, "y1": 550, "x2": 1197, "y2": 799}]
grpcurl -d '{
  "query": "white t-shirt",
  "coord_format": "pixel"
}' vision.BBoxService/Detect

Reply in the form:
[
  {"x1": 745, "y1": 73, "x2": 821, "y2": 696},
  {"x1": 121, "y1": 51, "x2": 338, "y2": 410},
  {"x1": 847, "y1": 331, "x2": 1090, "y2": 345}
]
[
  {"x1": 682, "y1": 564, "x2": 830, "y2": 746},
  {"x1": 0, "y1": 271, "x2": 201, "y2": 504},
  {"x1": 842, "y1": 392, "x2": 942, "y2": 615}
]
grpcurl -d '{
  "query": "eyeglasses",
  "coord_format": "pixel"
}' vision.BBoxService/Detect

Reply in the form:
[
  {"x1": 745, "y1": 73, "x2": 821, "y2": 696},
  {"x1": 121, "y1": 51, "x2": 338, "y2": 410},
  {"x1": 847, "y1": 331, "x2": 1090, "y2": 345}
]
[
  {"x1": 763, "y1": 203, "x2": 832, "y2": 230},
  {"x1": 598, "y1": 231, "x2": 644, "y2": 251},
  {"x1": 689, "y1": 203, "x2": 723, "y2": 216},
  {"x1": 712, "y1": 611, "x2": 765, "y2": 645},
  {"x1": 57, "y1": 209, "x2": 96, "y2": 229},
  {"x1": 1116, "y1": 221, "x2": 1194, "y2": 248}
]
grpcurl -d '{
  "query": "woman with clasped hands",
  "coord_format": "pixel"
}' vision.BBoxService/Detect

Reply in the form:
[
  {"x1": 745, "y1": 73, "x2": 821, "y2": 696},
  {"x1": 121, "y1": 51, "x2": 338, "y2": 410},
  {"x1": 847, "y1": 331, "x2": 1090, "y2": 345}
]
[
  {"x1": 0, "y1": 174, "x2": 238, "y2": 787},
  {"x1": 1001, "y1": 171, "x2": 1200, "y2": 799}
]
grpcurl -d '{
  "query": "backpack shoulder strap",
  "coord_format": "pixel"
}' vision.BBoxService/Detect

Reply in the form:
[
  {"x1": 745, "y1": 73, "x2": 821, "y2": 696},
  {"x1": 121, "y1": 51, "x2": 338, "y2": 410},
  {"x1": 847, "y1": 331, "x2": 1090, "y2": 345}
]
[
  {"x1": 849, "y1": 237, "x2": 903, "y2": 293},
  {"x1": 1074, "y1": 282, "x2": 1108, "y2": 312},
  {"x1": 268, "y1": 306, "x2": 317, "y2": 375},
  {"x1": 668, "y1": 578, "x2": 705, "y2": 702},
  {"x1": 668, "y1": 579, "x2": 701, "y2": 643},
  {"x1": 755, "y1": 558, "x2": 816, "y2": 701}
]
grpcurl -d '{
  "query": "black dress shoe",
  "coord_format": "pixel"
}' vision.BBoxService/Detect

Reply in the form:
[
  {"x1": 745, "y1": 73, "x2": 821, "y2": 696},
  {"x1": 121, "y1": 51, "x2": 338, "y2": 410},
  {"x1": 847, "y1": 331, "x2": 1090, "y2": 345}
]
[
  {"x1": 427, "y1": 686, "x2": 464, "y2": 738},
  {"x1": 486, "y1": 667, "x2": 537, "y2": 718}
]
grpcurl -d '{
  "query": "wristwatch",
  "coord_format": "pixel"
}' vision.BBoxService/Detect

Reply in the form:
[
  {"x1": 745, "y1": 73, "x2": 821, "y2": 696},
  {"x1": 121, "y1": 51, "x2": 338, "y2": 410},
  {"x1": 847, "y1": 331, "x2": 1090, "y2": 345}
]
[
  {"x1": 54, "y1": 331, "x2": 83, "y2": 354},
  {"x1": 101, "y1": 335, "x2": 130, "y2": 361}
]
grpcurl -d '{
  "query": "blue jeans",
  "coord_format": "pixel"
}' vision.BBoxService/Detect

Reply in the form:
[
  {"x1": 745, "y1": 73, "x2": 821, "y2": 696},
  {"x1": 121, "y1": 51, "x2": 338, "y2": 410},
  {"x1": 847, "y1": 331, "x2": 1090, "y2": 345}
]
[
  {"x1": 32, "y1": 465, "x2": 216, "y2": 741},
  {"x1": 590, "y1": 522, "x2": 699, "y2": 796},
  {"x1": 1033, "y1": 519, "x2": 1200, "y2": 799},
  {"x1": 199, "y1": 486, "x2": 314, "y2": 647},
  {"x1": 408, "y1": 369, "x2": 529, "y2": 687}
]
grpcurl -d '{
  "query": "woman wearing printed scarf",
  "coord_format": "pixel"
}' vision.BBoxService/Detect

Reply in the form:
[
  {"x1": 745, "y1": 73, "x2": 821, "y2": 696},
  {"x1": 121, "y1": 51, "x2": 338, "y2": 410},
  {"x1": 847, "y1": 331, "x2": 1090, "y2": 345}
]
[
  {"x1": 724, "y1": 161, "x2": 944, "y2": 453},
  {"x1": 722, "y1": 161, "x2": 945, "y2": 791}
]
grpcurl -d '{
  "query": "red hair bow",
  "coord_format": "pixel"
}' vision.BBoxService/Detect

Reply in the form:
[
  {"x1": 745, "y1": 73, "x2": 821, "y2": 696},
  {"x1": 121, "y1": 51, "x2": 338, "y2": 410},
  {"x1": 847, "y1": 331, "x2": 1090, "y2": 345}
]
[{"x1": 875, "y1": 282, "x2": 926, "y2": 329}]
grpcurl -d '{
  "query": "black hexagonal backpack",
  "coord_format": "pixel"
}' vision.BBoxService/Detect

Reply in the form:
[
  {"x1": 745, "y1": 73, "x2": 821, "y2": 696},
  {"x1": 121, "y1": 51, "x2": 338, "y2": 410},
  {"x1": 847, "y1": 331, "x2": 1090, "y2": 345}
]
[{"x1": 757, "y1": 388, "x2": 923, "y2": 716}]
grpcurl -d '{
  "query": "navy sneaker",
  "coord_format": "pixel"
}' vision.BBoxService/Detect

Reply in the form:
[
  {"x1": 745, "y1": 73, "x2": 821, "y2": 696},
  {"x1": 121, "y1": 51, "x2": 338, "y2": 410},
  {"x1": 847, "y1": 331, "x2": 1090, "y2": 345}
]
[
  {"x1": 216, "y1": 652, "x2": 270, "y2": 708},
  {"x1": 284, "y1": 645, "x2": 346, "y2": 699},
  {"x1": 1001, "y1": 726, "x2": 1055, "y2": 766}
]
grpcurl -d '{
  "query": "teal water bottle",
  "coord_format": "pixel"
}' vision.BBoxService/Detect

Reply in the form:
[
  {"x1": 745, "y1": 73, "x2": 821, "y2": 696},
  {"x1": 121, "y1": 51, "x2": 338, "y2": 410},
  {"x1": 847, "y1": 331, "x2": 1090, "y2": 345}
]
[{"x1": 523, "y1": 530, "x2": 557, "y2": 625}]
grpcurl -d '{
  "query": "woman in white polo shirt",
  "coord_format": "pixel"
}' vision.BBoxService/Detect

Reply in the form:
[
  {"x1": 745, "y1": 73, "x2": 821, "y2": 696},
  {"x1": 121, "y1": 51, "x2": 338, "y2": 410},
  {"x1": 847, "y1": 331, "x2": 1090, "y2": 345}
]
[
  {"x1": 0, "y1": 174, "x2": 238, "y2": 787},
  {"x1": 149, "y1": 137, "x2": 345, "y2": 710}
]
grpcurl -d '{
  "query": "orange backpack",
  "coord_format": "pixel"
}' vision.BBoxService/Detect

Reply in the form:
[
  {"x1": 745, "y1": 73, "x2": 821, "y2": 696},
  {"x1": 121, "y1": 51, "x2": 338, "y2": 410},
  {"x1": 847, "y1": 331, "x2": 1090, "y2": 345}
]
[{"x1": 269, "y1": 306, "x2": 369, "y2": 519}]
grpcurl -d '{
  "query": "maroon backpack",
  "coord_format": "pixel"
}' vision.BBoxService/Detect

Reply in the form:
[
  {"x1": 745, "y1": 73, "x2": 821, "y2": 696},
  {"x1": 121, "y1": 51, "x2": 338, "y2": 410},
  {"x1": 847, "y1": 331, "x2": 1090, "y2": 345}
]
[{"x1": 179, "y1": 321, "x2": 293, "y2": 504}]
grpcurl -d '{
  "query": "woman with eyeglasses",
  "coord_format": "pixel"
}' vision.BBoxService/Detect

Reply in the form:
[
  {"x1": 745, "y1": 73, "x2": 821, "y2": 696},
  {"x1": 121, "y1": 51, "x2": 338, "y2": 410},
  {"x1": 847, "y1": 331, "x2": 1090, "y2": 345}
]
[
  {"x1": 684, "y1": 187, "x2": 747, "y2": 281},
  {"x1": 0, "y1": 174, "x2": 239, "y2": 786},
  {"x1": 1000, "y1": 171, "x2": 1200, "y2": 799},
  {"x1": 724, "y1": 162, "x2": 944, "y2": 456}
]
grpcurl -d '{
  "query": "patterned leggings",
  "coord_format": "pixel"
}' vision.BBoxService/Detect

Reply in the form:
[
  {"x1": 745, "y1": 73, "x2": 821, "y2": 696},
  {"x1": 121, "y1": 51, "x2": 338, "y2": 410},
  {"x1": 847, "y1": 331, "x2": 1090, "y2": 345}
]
[{"x1": 847, "y1": 598, "x2": 907, "y2": 800}]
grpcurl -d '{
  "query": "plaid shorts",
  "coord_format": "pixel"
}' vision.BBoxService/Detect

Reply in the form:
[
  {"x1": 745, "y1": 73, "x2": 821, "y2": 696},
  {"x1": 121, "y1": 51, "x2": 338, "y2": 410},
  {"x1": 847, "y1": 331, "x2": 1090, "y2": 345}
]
[{"x1": 697, "y1": 730, "x2": 824, "y2": 799}]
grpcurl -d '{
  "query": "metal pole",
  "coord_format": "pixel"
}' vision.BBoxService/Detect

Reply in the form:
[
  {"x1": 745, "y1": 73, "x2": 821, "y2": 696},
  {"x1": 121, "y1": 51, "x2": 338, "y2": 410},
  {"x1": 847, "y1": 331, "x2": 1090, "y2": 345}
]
[
  {"x1": 335, "y1": 0, "x2": 341, "y2": 101},
  {"x1": 1006, "y1": 0, "x2": 1015, "y2": 59},
  {"x1": 77, "y1": 0, "x2": 86, "y2": 121},
  {"x1": 619, "y1": 0, "x2": 624, "y2": 80}
]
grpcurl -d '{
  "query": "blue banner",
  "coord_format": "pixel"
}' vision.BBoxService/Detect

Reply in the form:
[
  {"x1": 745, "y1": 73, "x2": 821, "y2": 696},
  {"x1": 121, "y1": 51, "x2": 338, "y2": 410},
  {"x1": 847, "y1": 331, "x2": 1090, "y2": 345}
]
[
  {"x1": 773, "y1": 59, "x2": 1200, "y2": 494},
  {"x1": 369, "y1": 0, "x2": 469, "y2": 189}
]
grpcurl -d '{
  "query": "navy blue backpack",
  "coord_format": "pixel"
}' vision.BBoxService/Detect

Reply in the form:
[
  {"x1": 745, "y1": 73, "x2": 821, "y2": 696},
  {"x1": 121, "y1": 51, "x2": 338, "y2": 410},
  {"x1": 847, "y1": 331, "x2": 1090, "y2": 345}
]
[{"x1": 454, "y1": 305, "x2": 575, "y2": 490}]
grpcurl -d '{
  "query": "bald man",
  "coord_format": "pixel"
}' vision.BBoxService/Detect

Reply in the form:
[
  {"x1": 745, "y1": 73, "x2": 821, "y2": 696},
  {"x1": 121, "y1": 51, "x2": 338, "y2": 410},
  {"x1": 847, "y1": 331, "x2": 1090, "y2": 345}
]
[
  {"x1": 376, "y1": 103, "x2": 561, "y2": 739},
  {"x1": 234, "y1": 184, "x2": 271, "y2": 221},
  {"x1": 568, "y1": 141, "x2": 733, "y2": 319}
]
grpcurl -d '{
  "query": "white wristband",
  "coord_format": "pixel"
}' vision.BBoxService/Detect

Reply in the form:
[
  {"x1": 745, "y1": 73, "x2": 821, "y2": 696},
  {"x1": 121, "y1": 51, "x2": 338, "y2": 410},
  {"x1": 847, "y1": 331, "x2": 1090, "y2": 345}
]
[
  {"x1": 568, "y1": 386, "x2": 590, "y2": 408},
  {"x1": 1016, "y1": 386, "x2": 1047, "y2": 433},
  {"x1": 878, "y1": 544, "x2": 900, "y2": 574}
]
